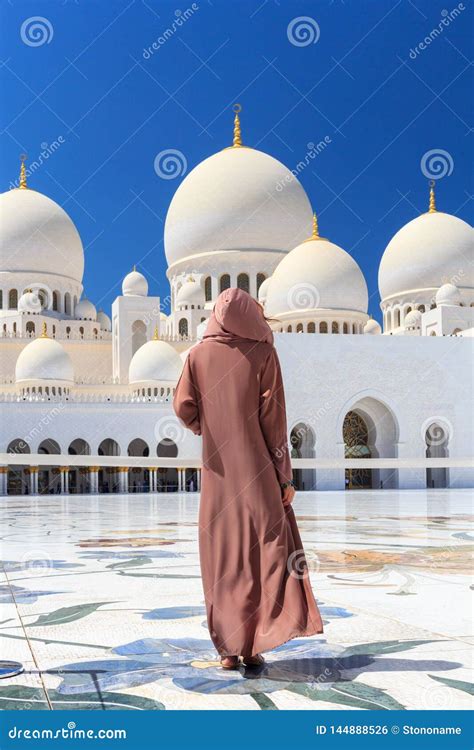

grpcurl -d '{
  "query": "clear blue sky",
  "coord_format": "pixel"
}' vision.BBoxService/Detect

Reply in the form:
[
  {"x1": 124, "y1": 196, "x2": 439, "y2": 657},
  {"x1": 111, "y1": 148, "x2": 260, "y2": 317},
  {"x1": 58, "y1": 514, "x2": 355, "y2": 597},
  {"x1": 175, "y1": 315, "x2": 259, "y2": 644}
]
[{"x1": 1, "y1": 0, "x2": 472, "y2": 320}]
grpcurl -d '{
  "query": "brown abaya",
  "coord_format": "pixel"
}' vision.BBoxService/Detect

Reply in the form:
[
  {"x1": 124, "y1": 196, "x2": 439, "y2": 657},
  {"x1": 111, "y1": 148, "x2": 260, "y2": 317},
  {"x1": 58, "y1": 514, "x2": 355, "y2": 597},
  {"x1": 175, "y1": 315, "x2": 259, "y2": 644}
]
[{"x1": 173, "y1": 288, "x2": 323, "y2": 657}]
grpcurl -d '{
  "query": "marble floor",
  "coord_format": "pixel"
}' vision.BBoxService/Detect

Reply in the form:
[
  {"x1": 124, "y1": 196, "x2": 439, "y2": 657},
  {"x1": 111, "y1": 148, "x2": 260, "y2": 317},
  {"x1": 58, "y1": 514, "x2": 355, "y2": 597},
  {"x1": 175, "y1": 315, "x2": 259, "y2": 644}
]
[{"x1": 0, "y1": 490, "x2": 472, "y2": 711}]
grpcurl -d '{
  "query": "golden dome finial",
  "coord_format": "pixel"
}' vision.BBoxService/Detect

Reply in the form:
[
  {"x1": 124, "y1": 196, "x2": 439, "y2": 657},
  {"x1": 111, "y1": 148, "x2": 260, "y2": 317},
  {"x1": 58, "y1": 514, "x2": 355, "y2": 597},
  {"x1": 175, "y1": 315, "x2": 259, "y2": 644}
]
[
  {"x1": 40, "y1": 321, "x2": 48, "y2": 338},
  {"x1": 153, "y1": 325, "x2": 159, "y2": 341},
  {"x1": 232, "y1": 103, "x2": 242, "y2": 147},
  {"x1": 304, "y1": 210, "x2": 327, "y2": 242},
  {"x1": 132, "y1": 264, "x2": 136, "y2": 272},
  {"x1": 19, "y1": 154, "x2": 28, "y2": 189},
  {"x1": 428, "y1": 180, "x2": 437, "y2": 213}
]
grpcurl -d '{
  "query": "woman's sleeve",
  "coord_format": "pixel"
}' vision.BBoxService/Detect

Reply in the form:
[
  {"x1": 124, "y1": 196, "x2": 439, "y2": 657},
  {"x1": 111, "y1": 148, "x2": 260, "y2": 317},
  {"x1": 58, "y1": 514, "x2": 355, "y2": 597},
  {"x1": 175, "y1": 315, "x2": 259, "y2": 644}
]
[
  {"x1": 258, "y1": 347, "x2": 293, "y2": 484},
  {"x1": 173, "y1": 355, "x2": 201, "y2": 436}
]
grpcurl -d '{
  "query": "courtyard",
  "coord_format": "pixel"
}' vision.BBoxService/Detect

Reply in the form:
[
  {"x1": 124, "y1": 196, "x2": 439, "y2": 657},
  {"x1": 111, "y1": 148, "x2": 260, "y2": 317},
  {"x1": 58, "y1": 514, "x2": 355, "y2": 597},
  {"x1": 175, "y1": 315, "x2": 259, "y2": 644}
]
[{"x1": 0, "y1": 490, "x2": 472, "y2": 711}]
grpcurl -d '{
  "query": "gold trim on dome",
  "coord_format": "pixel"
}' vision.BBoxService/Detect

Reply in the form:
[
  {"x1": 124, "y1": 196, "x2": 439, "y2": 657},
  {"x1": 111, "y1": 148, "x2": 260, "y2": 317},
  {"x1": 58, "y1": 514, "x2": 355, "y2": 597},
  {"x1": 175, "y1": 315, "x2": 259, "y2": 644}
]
[
  {"x1": 428, "y1": 180, "x2": 437, "y2": 213},
  {"x1": 19, "y1": 154, "x2": 28, "y2": 190},
  {"x1": 303, "y1": 212, "x2": 328, "y2": 242}
]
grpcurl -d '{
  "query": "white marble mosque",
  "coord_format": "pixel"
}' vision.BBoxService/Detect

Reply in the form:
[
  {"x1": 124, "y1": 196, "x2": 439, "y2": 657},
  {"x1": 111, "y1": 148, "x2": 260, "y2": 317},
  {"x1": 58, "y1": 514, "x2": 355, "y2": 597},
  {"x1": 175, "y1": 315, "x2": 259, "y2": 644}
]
[{"x1": 0, "y1": 112, "x2": 473, "y2": 496}]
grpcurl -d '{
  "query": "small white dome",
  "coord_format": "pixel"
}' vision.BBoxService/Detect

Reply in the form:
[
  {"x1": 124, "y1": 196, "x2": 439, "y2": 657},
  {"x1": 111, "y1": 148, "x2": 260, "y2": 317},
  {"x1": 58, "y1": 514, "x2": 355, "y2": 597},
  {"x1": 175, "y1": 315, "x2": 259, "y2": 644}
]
[
  {"x1": 97, "y1": 310, "x2": 111, "y2": 331},
  {"x1": 258, "y1": 276, "x2": 271, "y2": 304},
  {"x1": 122, "y1": 270, "x2": 148, "y2": 297},
  {"x1": 164, "y1": 147, "x2": 313, "y2": 267},
  {"x1": 0, "y1": 188, "x2": 84, "y2": 283},
  {"x1": 364, "y1": 318, "x2": 382, "y2": 335},
  {"x1": 379, "y1": 212, "x2": 473, "y2": 301},
  {"x1": 129, "y1": 337, "x2": 182, "y2": 385},
  {"x1": 16, "y1": 334, "x2": 74, "y2": 384},
  {"x1": 75, "y1": 298, "x2": 97, "y2": 320},
  {"x1": 176, "y1": 279, "x2": 205, "y2": 308},
  {"x1": 265, "y1": 236, "x2": 368, "y2": 317},
  {"x1": 435, "y1": 282, "x2": 461, "y2": 307},
  {"x1": 404, "y1": 310, "x2": 422, "y2": 328},
  {"x1": 18, "y1": 289, "x2": 42, "y2": 313}
]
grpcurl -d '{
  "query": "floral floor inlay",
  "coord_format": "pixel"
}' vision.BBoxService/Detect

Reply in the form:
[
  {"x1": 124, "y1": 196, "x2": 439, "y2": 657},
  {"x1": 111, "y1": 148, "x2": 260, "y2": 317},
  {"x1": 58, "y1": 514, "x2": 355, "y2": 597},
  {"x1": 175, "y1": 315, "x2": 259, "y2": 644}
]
[{"x1": 0, "y1": 490, "x2": 472, "y2": 710}]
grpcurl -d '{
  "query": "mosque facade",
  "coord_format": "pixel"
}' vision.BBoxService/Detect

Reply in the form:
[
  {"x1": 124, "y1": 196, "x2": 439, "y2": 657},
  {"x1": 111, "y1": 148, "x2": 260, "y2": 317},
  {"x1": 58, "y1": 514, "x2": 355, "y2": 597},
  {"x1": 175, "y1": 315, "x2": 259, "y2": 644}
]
[{"x1": 1, "y1": 114, "x2": 473, "y2": 495}]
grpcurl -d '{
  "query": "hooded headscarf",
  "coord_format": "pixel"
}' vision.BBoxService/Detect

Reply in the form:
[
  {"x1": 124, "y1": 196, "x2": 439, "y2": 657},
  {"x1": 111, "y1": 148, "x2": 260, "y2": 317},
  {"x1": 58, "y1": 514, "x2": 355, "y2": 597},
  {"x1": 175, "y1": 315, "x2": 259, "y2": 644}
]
[{"x1": 203, "y1": 287, "x2": 274, "y2": 345}]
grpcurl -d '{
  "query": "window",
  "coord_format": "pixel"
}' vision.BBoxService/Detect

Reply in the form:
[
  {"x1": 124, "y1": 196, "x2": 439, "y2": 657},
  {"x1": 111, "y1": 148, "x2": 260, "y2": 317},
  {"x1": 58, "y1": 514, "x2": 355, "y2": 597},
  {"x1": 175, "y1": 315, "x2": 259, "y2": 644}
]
[
  {"x1": 296, "y1": 323, "x2": 303, "y2": 333},
  {"x1": 332, "y1": 322, "x2": 339, "y2": 334},
  {"x1": 307, "y1": 322, "x2": 316, "y2": 333},
  {"x1": 287, "y1": 325, "x2": 292, "y2": 332},
  {"x1": 8, "y1": 289, "x2": 18, "y2": 309},
  {"x1": 343, "y1": 322, "x2": 348, "y2": 334},
  {"x1": 219, "y1": 274, "x2": 230, "y2": 292},
  {"x1": 178, "y1": 318, "x2": 188, "y2": 337},
  {"x1": 52, "y1": 291, "x2": 59, "y2": 311},
  {"x1": 256, "y1": 273, "x2": 266, "y2": 294},
  {"x1": 0, "y1": 290, "x2": 2, "y2": 308},
  {"x1": 320, "y1": 322, "x2": 328, "y2": 333},
  {"x1": 26, "y1": 321, "x2": 35, "y2": 334},
  {"x1": 237, "y1": 273, "x2": 249, "y2": 293},
  {"x1": 204, "y1": 276, "x2": 212, "y2": 301}
]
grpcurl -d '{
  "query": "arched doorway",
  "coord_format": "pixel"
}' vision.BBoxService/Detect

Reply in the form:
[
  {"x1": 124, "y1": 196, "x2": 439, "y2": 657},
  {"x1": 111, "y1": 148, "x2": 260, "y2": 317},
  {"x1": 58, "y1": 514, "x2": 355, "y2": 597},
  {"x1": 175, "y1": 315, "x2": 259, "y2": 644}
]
[
  {"x1": 343, "y1": 411, "x2": 372, "y2": 489},
  {"x1": 178, "y1": 318, "x2": 188, "y2": 337},
  {"x1": 425, "y1": 423, "x2": 448, "y2": 488},
  {"x1": 128, "y1": 438, "x2": 150, "y2": 493},
  {"x1": 157, "y1": 439, "x2": 178, "y2": 491},
  {"x1": 68, "y1": 439, "x2": 91, "y2": 494},
  {"x1": 342, "y1": 397, "x2": 399, "y2": 490},
  {"x1": 7, "y1": 438, "x2": 30, "y2": 495},
  {"x1": 290, "y1": 423, "x2": 315, "y2": 490},
  {"x1": 98, "y1": 438, "x2": 120, "y2": 493},
  {"x1": 38, "y1": 439, "x2": 61, "y2": 494}
]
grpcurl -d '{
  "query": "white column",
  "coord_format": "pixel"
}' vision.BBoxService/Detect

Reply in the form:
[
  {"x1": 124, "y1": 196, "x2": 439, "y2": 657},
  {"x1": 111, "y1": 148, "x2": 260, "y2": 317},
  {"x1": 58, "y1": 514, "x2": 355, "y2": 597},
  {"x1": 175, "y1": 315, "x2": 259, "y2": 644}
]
[
  {"x1": 178, "y1": 468, "x2": 183, "y2": 491},
  {"x1": 60, "y1": 469, "x2": 66, "y2": 494},
  {"x1": 122, "y1": 468, "x2": 129, "y2": 494},
  {"x1": 0, "y1": 467, "x2": 7, "y2": 495},
  {"x1": 196, "y1": 469, "x2": 201, "y2": 491},
  {"x1": 89, "y1": 467, "x2": 99, "y2": 494},
  {"x1": 29, "y1": 467, "x2": 39, "y2": 495},
  {"x1": 150, "y1": 468, "x2": 157, "y2": 492},
  {"x1": 64, "y1": 468, "x2": 70, "y2": 494}
]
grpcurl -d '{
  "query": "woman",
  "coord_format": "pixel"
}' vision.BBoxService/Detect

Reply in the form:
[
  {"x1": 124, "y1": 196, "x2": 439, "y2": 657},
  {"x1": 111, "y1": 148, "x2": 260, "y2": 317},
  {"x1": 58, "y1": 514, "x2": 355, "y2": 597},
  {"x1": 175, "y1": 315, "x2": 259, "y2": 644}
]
[{"x1": 173, "y1": 288, "x2": 323, "y2": 669}]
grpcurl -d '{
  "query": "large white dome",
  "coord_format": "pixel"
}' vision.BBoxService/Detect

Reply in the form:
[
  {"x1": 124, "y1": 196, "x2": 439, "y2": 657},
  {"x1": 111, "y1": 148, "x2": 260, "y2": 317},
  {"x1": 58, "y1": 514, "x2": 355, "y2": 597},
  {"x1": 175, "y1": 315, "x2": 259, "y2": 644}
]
[
  {"x1": 164, "y1": 147, "x2": 313, "y2": 267},
  {"x1": 15, "y1": 334, "x2": 74, "y2": 384},
  {"x1": 129, "y1": 338, "x2": 182, "y2": 385},
  {"x1": 0, "y1": 188, "x2": 84, "y2": 283},
  {"x1": 379, "y1": 212, "x2": 473, "y2": 301},
  {"x1": 265, "y1": 235, "x2": 368, "y2": 317}
]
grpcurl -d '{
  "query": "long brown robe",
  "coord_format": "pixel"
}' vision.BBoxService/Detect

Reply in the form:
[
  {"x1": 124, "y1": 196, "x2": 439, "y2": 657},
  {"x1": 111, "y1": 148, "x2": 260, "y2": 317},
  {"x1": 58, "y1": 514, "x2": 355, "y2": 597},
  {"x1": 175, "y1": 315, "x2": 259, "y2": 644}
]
[{"x1": 173, "y1": 288, "x2": 323, "y2": 656}]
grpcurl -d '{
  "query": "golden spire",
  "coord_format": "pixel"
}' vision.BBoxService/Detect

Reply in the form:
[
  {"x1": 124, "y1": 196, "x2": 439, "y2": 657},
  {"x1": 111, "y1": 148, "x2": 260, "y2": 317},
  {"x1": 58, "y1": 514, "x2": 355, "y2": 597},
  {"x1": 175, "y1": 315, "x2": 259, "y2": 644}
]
[
  {"x1": 153, "y1": 325, "x2": 159, "y2": 340},
  {"x1": 19, "y1": 154, "x2": 28, "y2": 189},
  {"x1": 133, "y1": 264, "x2": 136, "y2": 272},
  {"x1": 40, "y1": 322, "x2": 48, "y2": 338},
  {"x1": 232, "y1": 103, "x2": 242, "y2": 147},
  {"x1": 428, "y1": 180, "x2": 437, "y2": 213},
  {"x1": 304, "y1": 211, "x2": 327, "y2": 242}
]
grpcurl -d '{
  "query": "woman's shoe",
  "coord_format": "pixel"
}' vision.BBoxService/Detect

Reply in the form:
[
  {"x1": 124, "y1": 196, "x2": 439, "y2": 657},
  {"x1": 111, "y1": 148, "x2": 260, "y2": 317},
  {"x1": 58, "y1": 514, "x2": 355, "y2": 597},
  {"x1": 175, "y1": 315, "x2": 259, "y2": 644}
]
[
  {"x1": 220, "y1": 655, "x2": 240, "y2": 670},
  {"x1": 242, "y1": 654, "x2": 265, "y2": 667}
]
